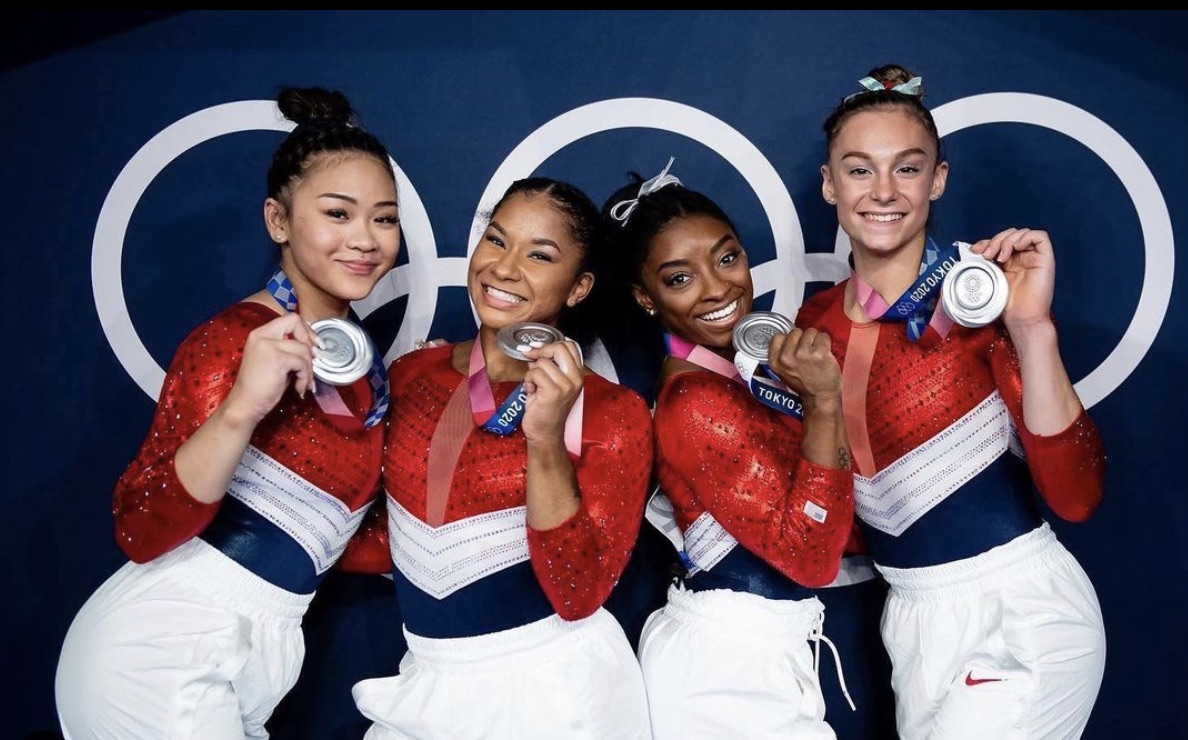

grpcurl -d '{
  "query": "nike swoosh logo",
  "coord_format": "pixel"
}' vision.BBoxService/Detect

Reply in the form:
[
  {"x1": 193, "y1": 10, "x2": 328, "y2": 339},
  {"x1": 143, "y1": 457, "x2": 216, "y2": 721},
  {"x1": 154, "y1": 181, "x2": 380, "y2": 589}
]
[{"x1": 965, "y1": 671, "x2": 1006, "y2": 686}]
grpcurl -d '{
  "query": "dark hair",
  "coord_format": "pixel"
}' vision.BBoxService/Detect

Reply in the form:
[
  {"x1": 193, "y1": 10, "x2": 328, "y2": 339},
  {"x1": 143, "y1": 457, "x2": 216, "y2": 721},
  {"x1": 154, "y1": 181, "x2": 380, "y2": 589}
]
[
  {"x1": 822, "y1": 63, "x2": 944, "y2": 163},
  {"x1": 597, "y1": 169, "x2": 738, "y2": 312},
  {"x1": 486, "y1": 177, "x2": 602, "y2": 347},
  {"x1": 266, "y1": 86, "x2": 396, "y2": 206},
  {"x1": 584, "y1": 168, "x2": 740, "y2": 382}
]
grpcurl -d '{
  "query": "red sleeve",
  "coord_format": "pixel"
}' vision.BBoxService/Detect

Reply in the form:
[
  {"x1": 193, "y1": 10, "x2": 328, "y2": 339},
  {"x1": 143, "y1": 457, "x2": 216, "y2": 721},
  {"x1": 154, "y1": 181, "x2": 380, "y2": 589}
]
[
  {"x1": 335, "y1": 498, "x2": 392, "y2": 574},
  {"x1": 654, "y1": 372, "x2": 854, "y2": 588},
  {"x1": 988, "y1": 324, "x2": 1106, "y2": 522},
  {"x1": 110, "y1": 312, "x2": 256, "y2": 562},
  {"x1": 527, "y1": 379, "x2": 653, "y2": 620}
]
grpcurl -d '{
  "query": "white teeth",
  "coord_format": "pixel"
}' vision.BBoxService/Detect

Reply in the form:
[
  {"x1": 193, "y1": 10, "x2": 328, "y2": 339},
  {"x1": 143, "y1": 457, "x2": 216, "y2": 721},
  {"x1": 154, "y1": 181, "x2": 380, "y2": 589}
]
[
  {"x1": 700, "y1": 299, "x2": 738, "y2": 322},
  {"x1": 865, "y1": 213, "x2": 903, "y2": 222},
  {"x1": 486, "y1": 286, "x2": 524, "y2": 303}
]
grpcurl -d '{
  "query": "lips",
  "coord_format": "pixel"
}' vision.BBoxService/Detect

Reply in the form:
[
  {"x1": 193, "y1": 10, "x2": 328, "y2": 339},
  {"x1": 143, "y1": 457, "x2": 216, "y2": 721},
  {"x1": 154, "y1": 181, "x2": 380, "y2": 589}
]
[
  {"x1": 698, "y1": 298, "x2": 739, "y2": 323},
  {"x1": 339, "y1": 260, "x2": 382, "y2": 275},
  {"x1": 484, "y1": 285, "x2": 526, "y2": 305}
]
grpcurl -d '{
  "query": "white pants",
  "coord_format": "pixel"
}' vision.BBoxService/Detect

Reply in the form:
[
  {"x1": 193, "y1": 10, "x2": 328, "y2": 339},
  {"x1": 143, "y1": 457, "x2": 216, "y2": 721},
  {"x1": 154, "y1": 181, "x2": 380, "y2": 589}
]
[
  {"x1": 637, "y1": 583, "x2": 837, "y2": 740},
  {"x1": 56, "y1": 539, "x2": 311, "y2": 740},
  {"x1": 878, "y1": 523, "x2": 1106, "y2": 740},
  {"x1": 353, "y1": 607, "x2": 652, "y2": 740}
]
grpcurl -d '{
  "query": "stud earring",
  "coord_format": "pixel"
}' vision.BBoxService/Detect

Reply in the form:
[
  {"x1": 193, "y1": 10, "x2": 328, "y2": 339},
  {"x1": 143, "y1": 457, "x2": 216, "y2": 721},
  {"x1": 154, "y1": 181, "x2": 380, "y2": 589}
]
[
  {"x1": 645, "y1": 308, "x2": 656, "y2": 317},
  {"x1": 825, "y1": 198, "x2": 836, "y2": 205}
]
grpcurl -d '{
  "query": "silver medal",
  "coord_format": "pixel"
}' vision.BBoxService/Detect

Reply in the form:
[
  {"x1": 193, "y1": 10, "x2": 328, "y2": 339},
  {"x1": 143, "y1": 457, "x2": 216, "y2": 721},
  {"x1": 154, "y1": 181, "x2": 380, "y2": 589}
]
[
  {"x1": 310, "y1": 318, "x2": 373, "y2": 386},
  {"x1": 940, "y1": 256, "x2": 1009, "y2": 328},
  {"x1": 496, "y1": 322, "x2": 565, "y2": 361},
  {"x1": 732, "y1": 311, "x2": 793, "y2": 362}
]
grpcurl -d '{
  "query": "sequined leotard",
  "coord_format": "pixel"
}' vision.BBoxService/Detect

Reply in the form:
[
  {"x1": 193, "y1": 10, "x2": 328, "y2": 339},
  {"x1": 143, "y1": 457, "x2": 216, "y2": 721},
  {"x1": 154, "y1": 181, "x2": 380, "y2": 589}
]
[
  {"x1": 380, "y1": 342, "x2": 654, "y2": 638},
  {"x1": 113, "y1": 301, "x2": 388, "y2": 590},
  {"x1": 797, "y1": 281, "x2": 1105, "y2": 567},
  {"x1": 653, "y1": 369, "x2": 854, "y2": 592}
]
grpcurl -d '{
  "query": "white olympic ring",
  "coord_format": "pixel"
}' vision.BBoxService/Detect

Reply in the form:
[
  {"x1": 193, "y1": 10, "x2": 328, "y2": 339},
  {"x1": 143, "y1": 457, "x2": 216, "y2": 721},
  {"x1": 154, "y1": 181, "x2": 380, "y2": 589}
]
[
  {"x1": 96, "y1": 95, "x2": 1167, "y2": 410},
  {"x1": 832, "y1": 93, "x2": 1172, "y2": 410},
  {"x1": 91, "y1": 100, "x2": 437, "y2": 400}
]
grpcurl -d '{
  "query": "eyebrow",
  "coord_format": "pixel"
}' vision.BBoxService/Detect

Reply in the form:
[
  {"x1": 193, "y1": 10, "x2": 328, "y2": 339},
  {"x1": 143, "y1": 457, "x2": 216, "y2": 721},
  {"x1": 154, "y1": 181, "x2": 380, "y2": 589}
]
[
  {"x1": 839, "y1": 147, "x2": 928, "y2": 161},
  {"x1": 488, "y1": 219, "x2": 560, "y2": 250},
  {"x1": 656, "y1": 234, "x2": 736, "y2": 272},
  {"x1": 318, "y1": 192, "x2": 399, "y2": 209}
]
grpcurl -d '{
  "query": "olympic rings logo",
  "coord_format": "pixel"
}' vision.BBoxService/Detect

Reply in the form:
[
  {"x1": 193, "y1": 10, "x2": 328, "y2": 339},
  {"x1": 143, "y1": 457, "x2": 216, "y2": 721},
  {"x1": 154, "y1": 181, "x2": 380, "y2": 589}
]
[{"x1": 93, "y1": 95, "x2": 1172, "y2": 410}]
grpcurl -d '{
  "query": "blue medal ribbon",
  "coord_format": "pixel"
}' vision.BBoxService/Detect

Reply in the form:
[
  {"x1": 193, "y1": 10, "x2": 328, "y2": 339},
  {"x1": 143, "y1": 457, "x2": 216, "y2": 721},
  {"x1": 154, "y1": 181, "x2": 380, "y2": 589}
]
[{"x1": 266, "y1": 268, "x2": 389, "y2": 429}]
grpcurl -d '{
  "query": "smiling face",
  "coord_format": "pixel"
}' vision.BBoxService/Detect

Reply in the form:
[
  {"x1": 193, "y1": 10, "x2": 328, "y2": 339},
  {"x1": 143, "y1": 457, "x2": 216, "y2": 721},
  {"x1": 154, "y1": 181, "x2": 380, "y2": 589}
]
[
  {"x1": 821, "y1": 107, "x2": 948, "y2": 263},
  {"x1": 265, "y1": 151, "x2": 400, "y2": 317},
  {"x1": 633, "y1": 213, "x2": 753, "y2": 350},
  {"x1": 467, "y1": 191, "x2": 593, "y2": 331}
]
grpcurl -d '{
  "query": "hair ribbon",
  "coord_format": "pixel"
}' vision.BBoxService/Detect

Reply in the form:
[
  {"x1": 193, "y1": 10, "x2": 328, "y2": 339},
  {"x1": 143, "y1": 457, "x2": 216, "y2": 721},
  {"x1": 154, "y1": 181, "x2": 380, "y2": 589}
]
[
  {"x1": 846, "y1": 75, "x2": 923, "y2": 102},
  {"x1": 610, "y1": 156, "x2": 683, "y2": 224}
]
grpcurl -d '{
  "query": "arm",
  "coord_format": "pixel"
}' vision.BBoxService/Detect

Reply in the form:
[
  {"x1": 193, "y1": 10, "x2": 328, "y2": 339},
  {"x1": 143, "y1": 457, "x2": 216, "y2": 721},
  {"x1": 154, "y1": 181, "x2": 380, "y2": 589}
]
[
  {"x1": 655, "y1": 374, "x2": 854, "y2": 588},
  {"x1": 113, "y1": 307, "x2": 318, "y2": 562},
  {"x1": 526, "y1": 381, "x2": 654, "y2": 620},
  {"x1": 978, "y1": 228, "x2": 1106, "y2": 521}
]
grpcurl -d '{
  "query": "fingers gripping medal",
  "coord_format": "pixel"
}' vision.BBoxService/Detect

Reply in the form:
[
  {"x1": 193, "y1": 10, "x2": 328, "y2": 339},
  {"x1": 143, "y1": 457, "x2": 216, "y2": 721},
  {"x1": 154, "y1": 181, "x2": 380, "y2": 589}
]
[
  {"x1": 940, "y1": 242, "x2": 1009, "y2": 328},
  {"x1": 308, "y1": 318, "x2": 389, "y2": 432},
  {"x1": 731, "y1": 312, "x2": 804, "y2": 420},
  {"x1": 480, "y1": 322, "x2": 584, "y2": 458},
  {"x1": 495, "y1": 322, "x2": 565, "y2": 361},
  {"x1": 311, "y1": 318, "x2": 373, "y2": 385}
]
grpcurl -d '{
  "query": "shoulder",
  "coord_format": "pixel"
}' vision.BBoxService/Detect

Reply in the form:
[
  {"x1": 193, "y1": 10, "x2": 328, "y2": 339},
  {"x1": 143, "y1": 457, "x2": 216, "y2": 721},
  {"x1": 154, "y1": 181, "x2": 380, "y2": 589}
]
[
  {"x1": 654, "y1": 370, "x2": 748, "y2": 419},
  {"x1": 795, "y1": 281, "x2": 848, "y2": 328},
  {"x1": 583, "y1": 371, "x2": 651, "y2": 419},
  {"x1": 176, "y1": 302, "x2": 277, "y2": 354},
  {"x1": 388, "y1": 342, "x2": 456, "y2": 384}
]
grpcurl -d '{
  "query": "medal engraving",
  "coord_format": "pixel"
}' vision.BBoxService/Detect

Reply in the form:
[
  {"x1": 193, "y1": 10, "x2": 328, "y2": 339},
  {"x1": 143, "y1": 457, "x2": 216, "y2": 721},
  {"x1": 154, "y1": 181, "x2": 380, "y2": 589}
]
[
  {"x1": 310, "y1": 318, "x2": 373, "y2": 385},
  {"x1": 497, "y1": 322, "x2": 565, "y2": 361},
  {"x1": 940, "y1": 257, "x2": 1008, "y2": 328},
  {"x1": 732, "y1": 311, "x2": 793, "y2": 362}
]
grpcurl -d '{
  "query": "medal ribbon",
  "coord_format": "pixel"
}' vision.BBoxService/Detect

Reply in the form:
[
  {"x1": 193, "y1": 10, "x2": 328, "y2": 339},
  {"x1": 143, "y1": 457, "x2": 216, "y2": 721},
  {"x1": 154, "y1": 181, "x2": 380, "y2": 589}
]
[
  {"x1": 665, "y1": 333, "x2": 803, "y2": 420},
  {"x1": 851, "y1": 237, "x2": 958, "y2": 342},
  {"x1": 266, "y1": 269, "x2": 389, "y2": 430},
  {"x1": 467, "y1": 337, "x2": 584, "y2": 458}
]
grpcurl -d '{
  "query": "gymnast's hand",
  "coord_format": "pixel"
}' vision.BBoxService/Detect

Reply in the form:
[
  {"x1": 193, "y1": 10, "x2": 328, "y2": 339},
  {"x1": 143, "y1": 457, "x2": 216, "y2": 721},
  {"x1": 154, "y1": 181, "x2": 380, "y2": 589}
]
[
  {"x1": 223, "y1": 312, "x2": 319, "y2": 426},
  {"x1": 971, "y1": 227, "x2": 1056, "y2": 331},
  {"x1": 767, "y1": 327, "x2": 841, "y2": 410},
  {"x1": 518, "y1": 338, "x2": 585, "y2": 445}
]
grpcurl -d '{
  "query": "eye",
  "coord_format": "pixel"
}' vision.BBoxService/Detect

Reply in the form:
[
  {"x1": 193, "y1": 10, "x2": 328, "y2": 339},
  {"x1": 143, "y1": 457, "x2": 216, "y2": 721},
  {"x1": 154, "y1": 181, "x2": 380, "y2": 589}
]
[
  {"x1": 484, "y1": 232, "x2": 506, "y2": 249},
  {"x1": 528, "y1": 250, "x2": 555, "y2": 262},
  {"x1": 326, "y1": 208, "x2": 349, "y2": 220},
  {"x1": 897, "y1": 164, "x2": 921, "y2": 175},
  {"x1": 663, "y1": 272, "x2": 690, "y2": 288},
  {"x1": 376, "y1": 214, "x2": 400, "y2": 225},
  {"x1": 720, "y1": 250, "x2": 739, "y2": 267},
  {"x1": 847, "y1": 166, "x2": 872, "y2": 177}
]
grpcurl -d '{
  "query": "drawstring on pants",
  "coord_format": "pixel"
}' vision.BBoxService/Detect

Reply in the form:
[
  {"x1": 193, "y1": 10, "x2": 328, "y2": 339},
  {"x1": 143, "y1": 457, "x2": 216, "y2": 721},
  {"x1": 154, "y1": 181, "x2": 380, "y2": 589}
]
[{"x1": 810, "y1": 610, "x2": 856, "y2": 711}]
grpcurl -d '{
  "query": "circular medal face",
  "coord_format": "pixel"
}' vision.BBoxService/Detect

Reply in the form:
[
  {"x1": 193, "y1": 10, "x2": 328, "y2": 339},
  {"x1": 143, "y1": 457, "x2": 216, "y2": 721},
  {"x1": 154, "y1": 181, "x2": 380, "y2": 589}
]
[
  {"x1": 496, "y1": 322, "x2": 565, "y2": 361},
  {"x1": 732, "y1": 311, "x2": 793, "y2": 362},
  {"x1": 940, "y1": 258, "x2": 1009, "y2": 328},
  {"x1": 310, "y1": 318, "x2": 373, "y2": 386}
]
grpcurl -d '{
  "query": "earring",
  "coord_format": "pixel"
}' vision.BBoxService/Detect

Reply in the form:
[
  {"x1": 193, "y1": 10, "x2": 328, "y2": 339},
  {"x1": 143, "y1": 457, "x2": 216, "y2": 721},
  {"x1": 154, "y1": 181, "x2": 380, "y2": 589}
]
[
  {"x1": 929, "y1": 194, "x2": 939, "y2": 201},
  {"x1": 645, "y1": 308, "x2": 656, "y2": 316},
  {"x1": 825, "y1": 197, "x2": 836, "y2": 205}
]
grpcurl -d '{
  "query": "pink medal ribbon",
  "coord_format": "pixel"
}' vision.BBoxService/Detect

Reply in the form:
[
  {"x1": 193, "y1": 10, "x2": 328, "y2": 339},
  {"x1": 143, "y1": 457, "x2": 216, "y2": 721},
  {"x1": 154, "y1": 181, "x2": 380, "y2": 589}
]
[
  {"x1": 468, "y1": 338, "x2": 584, "y2": 459},
  {"x1": 664, "y1": 333, "x2": 742, "y2": 382}
]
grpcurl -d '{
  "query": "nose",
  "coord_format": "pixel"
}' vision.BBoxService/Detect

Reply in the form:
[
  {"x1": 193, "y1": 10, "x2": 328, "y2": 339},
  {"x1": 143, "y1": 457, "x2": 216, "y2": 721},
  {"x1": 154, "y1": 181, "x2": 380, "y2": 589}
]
[
  {"x1": 871, "y1": 170, "x2": 899, "y2": 203},
  {"x1": 700, "y1": 268, "x2": 731, "y2": 302},
  {"x1": 489, "y1": 246, "x2": 522, "y2": 280},
  {"x1": 348, "y1": 220, "x2": 379, "y2": 252}
]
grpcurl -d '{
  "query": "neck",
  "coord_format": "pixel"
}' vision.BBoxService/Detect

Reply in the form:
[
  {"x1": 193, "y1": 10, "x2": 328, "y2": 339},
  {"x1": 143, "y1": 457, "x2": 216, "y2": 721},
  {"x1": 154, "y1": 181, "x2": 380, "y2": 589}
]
[
  {"x1": 851, "y1": 236, "x2": 928, "y2": 300},
  {"x1": 478, "y1": 325, "x2": 528, "y2": 383},
  {"x1": 280, "y1": 267, "x2": 350, "y2": 321}
]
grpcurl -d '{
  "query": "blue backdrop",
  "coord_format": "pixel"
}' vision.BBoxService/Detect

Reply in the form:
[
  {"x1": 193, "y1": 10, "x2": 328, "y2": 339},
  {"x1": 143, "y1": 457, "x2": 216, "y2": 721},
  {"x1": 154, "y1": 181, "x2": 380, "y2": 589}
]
[{"x1": 4, "y1": 10, "x2": 1185, "y2": 739}]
